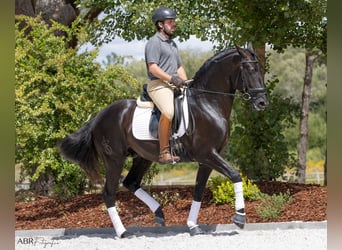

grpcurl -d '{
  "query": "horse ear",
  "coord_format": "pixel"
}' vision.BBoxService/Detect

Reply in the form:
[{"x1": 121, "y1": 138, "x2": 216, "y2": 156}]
[
  {"x1": 235, "y1": 44, "x2": 248, "y2": 59},
  {"x1": 247, "y1": 41, "x2": 254, "y2": 52}
]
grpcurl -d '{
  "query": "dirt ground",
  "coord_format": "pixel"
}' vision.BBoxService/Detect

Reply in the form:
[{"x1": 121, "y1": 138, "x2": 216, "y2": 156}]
[{"x1": 15, "y1": 181, "x2": 327, "y2": 230}]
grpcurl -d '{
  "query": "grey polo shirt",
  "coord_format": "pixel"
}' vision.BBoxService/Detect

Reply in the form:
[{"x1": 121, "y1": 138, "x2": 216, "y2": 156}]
[{"x1": 145, "y1": 32, "x2": 182, "y2": 80}]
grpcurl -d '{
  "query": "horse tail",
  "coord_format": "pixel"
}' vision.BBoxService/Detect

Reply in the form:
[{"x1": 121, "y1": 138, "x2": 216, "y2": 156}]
[{"x1": 58, "y1": 120, "x2": 101, "y2": 181}]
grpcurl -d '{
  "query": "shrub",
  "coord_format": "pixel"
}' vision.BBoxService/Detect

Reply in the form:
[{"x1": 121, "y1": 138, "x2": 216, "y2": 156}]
[
  {"x1": 209, "y1": 176, "x2": 261, "y2": 206},
  {"x1": 52, "y1": 163, "x2": 88, "y2": 202},
  {"x1": 15, "y1": 15, "x2": 140, "y2": 199},
  {"x1": 256, "y1": 190, "x2": 292, "y2": 220},
  {"x1": 152, "y1": 191, "x2": 180, "y2": 207}
]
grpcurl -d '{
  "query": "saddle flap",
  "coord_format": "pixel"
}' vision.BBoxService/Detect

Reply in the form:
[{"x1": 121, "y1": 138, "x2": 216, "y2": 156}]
[
  {"x1": 141, "y1": 84, "x2": 152, "y2": 102},
  {"x1": 149, "y1": 107, "x2": 161, "y2": 139},
  {"x1": 137, "y1": 84, "x2": 154, "y2": 108},
  {"x1": 149, "y1": 94, "x2": 184, "y2": 138}
]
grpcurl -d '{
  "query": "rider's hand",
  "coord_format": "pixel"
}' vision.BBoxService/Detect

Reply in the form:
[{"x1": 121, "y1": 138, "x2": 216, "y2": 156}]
[{"x1": 170, "y1": 75, "x2": 185, "y2": 88}]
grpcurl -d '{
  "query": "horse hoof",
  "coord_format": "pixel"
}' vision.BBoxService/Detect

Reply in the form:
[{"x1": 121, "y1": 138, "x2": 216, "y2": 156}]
[
  {"x1": 189, "y1": 225, "x2": 204, "y2": 236},
  {"x1": 154, "y1": 216, "x2": 166, "y2": 226},
  {"x1": 231, "y1": 213, "x2": 246, "y2": 229},
  {"x1": 154, "y1": 206, "x2": 166, "y2": 226},
  {"x1": 120, "y1": 231, "x2": 135, "y2": 239}
]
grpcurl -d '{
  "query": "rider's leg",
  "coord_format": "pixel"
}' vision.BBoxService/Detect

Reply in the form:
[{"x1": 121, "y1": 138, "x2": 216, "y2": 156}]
[
  {"x1": 158, "y1": 113, "x2": 180, "y2": 163},
  {"x1": 147, "y1": 80, "x2": 180, "y2": 164}
]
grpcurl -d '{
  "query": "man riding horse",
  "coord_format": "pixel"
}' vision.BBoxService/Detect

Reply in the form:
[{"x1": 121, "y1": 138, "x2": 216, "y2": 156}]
[
  {"x1": 145, "y1": 7, "x2": 188, "y2": 164},
  {"x1": 58, "y1": 6, "x2": 268, "y2": 238}
]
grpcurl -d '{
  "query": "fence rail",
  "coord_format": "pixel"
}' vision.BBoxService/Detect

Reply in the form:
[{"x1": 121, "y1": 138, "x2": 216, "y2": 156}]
[
  {"x1": 15, "y1": 171, "x2": 325, "y2": 192},
  {"x1": 15, "y1": 182, "x2": 30, "y2": 191},
  {"x1": 280, "y1": 171, "x2": 324, "y2": 185}
]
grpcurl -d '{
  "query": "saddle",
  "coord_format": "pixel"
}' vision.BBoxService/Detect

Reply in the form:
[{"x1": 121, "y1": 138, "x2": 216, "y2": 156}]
[{"x1": 137, "y1": 84, "x2": 183, "y2": 139}]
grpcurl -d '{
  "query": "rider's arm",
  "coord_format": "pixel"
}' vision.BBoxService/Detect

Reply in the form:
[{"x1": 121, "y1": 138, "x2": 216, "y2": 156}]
[
  {"x1": 148, "y1": 63, "x2": 172, "y2": 82},
  {"x1": 148, "y1": 63, "x2": 188, "y2": 83},
  {"x1": 177, "y1": 65, "x2": 187, "y2": 81}
]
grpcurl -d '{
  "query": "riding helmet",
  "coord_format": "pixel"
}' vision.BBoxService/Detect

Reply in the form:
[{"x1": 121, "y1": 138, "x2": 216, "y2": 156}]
[{"x1": 152, "y1": 7, "x2": 177, "y2": 25}]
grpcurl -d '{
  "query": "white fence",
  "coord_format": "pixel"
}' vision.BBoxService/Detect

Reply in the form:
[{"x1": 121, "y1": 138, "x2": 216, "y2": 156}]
[
  {"x1": 281, "y1": 171, "x2": 325, "y2": 184},
  {"x1": 15, "y1": 171, "x2": 325, "y2": 192}
]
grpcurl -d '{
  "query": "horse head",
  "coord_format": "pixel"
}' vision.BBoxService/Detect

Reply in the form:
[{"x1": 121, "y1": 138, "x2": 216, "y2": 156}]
[{"x1": 235, "y1": 42, "x2": 268, "y2": 111}]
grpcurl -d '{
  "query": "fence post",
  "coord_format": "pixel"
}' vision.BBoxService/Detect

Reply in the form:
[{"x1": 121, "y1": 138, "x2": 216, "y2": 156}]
[{"x1": 315, "y1": 171, "x2": 321, "y2": 184}]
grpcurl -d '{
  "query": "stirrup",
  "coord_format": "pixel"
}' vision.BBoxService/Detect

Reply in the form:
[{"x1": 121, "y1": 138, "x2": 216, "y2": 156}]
[{"x1": 159, "y1": 150, "x2": 180, "y2": 164}]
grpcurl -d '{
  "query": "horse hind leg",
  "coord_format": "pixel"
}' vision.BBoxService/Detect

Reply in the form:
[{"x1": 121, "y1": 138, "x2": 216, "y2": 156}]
[
  {"x1": 122, "y1": 156, "x2": 165, "y2": 226},
  {"x1": 102, "y1": 155, "x2": 133, "y2": 238}
]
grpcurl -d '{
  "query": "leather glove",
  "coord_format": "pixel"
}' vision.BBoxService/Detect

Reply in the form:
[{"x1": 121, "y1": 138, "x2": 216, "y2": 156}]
[{"x1": 170, "y1": 75, "x2": 185, "y2": 88}]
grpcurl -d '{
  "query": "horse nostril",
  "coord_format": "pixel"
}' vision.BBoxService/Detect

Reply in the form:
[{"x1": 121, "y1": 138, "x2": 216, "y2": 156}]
[{"x1": 257, "y1": 99, "x2": 268, "y2": 109}]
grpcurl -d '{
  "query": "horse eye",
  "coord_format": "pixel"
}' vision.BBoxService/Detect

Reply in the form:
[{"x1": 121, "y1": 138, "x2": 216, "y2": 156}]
[
  {"x1": 251, "y1": 65, "x2": 259, "y2": 72},
  {"x1": 248, "y1": 65, "x2": 256, "y2": 72}
]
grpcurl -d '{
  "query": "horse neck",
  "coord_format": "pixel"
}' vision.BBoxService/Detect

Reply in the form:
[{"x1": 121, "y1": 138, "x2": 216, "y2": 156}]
[
  {"x1": 190, "y1": 69, "x2": 238, "y2": 118},
  {"x1": 193, "y1": 52, "x2": 240, "y2": 93},
  {"x1": 191, "y1": 54, "x2": 240, "y2": 114}
]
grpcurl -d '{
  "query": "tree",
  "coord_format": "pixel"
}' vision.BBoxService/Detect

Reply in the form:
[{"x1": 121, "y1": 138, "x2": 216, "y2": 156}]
[
  {"x1": 15, "y1": 15, "x2": 140, "y2": 197},
  {"x1": 80, "y1": 1, "x2": 324, "y2": 68},
  {"x1": 15, "y1": 0, "x2": 78, "y2": 30},
  {"x1": 292, "y1": 1, "x2": 327, "y2": 183},
  {"x1": 267, "y1": 47, "x2": 327, "y2": 165},
  {"x1": 297, "y1": 50, "x2": 320, "y2": 182},
  {"x1": 15, "y1": 0, "x2": 102, "y2": 47}
]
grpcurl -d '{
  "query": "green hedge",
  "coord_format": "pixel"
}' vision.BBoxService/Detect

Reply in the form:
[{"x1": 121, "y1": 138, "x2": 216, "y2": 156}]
[{"x1": 209, "y1": 175, "x2": 260, "y2": 206}]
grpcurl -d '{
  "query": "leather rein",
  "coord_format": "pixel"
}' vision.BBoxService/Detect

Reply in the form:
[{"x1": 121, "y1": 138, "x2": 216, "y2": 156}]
[{"x1": 185, "y1": 60, "x2": 266, "y2": 101}]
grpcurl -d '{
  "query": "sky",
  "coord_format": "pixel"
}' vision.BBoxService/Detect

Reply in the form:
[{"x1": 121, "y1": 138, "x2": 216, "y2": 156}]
[{"x1": 80, "y1": 35, "x2": 215, "y2": 64}]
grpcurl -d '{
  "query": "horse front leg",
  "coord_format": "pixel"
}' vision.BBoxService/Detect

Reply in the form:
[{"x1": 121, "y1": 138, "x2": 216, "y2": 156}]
[
  {"x1": 204, "y1": 150, "x2": 246, "y2": 229},
  {"x1": 187, "y1": 164, "x2": 212, "y2": 236}
]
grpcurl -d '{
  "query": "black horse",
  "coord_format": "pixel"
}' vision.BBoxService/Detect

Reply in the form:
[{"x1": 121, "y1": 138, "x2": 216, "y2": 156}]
[{"x1": 58, "y1": 42, "x2": 268, "y2": 238}]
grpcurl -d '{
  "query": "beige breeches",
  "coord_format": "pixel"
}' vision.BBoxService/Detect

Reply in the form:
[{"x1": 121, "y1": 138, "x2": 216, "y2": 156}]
[{"x1": 147, "y1": 79, "x2": 175, "y2": 121}]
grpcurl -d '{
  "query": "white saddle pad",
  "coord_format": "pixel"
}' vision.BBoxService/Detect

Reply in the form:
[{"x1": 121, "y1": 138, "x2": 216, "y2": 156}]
[{"x1": 132, "y1": 94, "x2": 189, "y2": 140}]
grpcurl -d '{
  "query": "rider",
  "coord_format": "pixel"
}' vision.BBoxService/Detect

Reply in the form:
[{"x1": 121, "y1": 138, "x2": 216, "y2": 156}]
[{"x1": 145, "y1": 7, "x2": 188, "y2": 164}]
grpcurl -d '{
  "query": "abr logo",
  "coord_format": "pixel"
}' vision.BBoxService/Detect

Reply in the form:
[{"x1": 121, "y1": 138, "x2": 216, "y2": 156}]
[{"x1": 17, "y1": 237, "x2": 34, "y2": 244}]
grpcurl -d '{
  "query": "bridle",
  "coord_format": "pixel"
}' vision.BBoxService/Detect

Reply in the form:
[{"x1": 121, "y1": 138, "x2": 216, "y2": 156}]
[{"x1": 238, "y1": 59, "x2": 267, "y2": 102}]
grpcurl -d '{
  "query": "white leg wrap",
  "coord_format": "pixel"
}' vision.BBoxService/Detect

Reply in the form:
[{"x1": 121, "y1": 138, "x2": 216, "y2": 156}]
[
  {"x1": 107, "y1": 207, "x2": 126, "y2": 237},
  {"x1": 234, "y1": 182, "x2": 245, "y2": 211},
  {"x1": 187, "y1": 200, "x2": 201, "y2": 228},
  {"x1": 134, "y1": 188, "x2": 160, "y2": 212}
]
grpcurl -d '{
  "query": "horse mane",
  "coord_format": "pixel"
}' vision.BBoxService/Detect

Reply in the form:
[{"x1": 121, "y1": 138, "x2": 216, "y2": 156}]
[{"x1": 193, "y1": 48, "x2": 237, "y2": 82}]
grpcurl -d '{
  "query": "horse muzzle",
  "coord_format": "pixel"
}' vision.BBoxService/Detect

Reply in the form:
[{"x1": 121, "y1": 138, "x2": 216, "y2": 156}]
[{"x1": 246, "y1": 88, "x2": 268, "y2": 111}]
